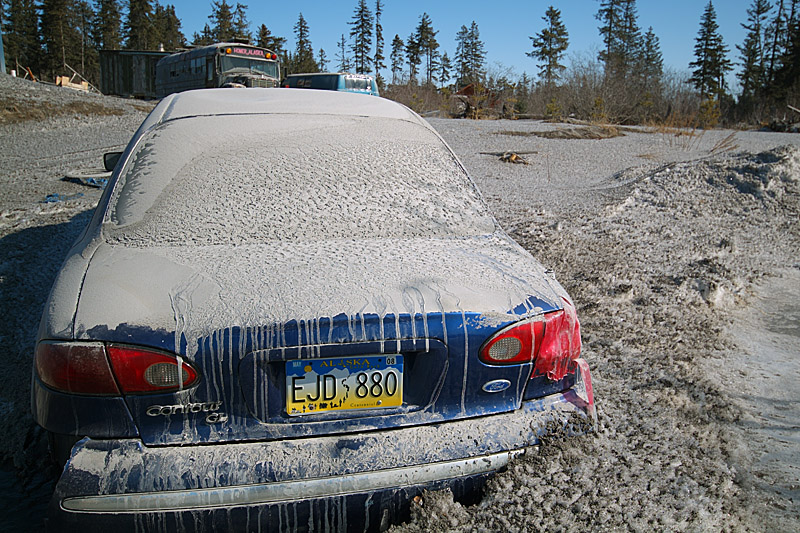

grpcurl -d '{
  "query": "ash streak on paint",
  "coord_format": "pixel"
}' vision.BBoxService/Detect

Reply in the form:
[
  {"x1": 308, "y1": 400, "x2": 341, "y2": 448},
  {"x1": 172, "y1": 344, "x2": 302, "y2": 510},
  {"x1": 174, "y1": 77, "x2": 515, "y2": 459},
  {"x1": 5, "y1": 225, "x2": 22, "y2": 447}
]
[{"x1": 460, "y1": 309, "x2": 469, "y2": 415}]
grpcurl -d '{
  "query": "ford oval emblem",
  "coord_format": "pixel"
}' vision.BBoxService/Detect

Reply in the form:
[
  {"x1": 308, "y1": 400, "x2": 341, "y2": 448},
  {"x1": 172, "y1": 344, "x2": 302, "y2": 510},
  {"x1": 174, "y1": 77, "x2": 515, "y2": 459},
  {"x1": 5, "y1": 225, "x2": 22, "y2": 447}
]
[{"x1": 482, "y1": 379, "x2": 511, "y2": 393}]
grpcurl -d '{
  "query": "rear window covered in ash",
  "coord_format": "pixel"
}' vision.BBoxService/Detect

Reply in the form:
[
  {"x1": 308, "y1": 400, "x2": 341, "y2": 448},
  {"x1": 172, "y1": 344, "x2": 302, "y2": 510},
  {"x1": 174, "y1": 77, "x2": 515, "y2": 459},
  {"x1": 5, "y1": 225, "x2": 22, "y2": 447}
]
[{"x1": 105, "y1": 115, "x2": 495, "y2": 245}]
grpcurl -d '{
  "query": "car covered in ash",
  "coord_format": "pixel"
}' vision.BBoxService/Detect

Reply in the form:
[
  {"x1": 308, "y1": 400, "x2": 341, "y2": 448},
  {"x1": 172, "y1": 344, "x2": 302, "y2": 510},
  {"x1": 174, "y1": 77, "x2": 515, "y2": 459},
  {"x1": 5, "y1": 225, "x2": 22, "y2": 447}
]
[{"x1": 33, "y1": 88, "x2": 595, "y2": 531}]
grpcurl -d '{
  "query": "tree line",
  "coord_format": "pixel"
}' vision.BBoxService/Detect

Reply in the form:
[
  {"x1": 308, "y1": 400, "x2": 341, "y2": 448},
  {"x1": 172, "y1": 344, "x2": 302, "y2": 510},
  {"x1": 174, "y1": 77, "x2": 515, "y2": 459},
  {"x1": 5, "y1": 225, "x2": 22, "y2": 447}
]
[
  {"x1": 2, "y1": 0, "x2": 799, "y2": 126},
  {"x1": 526, "y1": 0, "x2": 798, "y2": 126},
  {"x1": 3, "y1": 0, "x2": 184, "y2": 82}
]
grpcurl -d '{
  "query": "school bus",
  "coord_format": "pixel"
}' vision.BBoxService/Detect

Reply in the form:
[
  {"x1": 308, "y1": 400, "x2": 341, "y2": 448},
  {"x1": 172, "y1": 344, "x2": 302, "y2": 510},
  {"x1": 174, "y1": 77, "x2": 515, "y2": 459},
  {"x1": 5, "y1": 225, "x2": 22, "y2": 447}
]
[{"x1": 155, "y1": 43, "x2": 280, "y2": 97}]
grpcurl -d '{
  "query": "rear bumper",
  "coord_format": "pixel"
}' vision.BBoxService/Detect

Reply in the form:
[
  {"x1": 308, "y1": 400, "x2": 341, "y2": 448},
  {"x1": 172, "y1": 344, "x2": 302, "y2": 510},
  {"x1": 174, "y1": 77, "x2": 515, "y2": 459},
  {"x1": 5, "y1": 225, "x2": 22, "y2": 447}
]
[{"x1": 48, "y1": 359, "x2": 595, "y2": 531}]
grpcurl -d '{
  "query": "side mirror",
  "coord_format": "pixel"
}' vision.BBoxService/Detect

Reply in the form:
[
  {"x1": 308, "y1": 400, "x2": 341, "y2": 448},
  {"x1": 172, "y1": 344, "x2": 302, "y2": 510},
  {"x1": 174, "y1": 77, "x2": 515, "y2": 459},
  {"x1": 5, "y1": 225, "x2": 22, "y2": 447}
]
[{"x1": 103, "y1": 152, "x2": 123, "y2": 172}]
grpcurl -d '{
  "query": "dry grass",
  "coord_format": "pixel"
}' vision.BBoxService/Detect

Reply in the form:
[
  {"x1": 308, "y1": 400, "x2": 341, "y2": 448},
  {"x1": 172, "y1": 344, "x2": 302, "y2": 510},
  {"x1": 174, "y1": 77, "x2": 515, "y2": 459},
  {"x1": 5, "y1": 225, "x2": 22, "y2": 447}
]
[
  {"x1": 644, "y1": 112, "x2": 707, "y2": 151},
  {"x1": 709, "y1": 132, "x2": 739, "y2": 155},
  {"x1": 496, "y1": 125, "x2": 624, "y2": 140},
  {"x1": 0, "y1": 99, "x2": 128, "y2": 125},
  {"x1": 132, "y1": 102, "x2": 157, "y2": 113}
]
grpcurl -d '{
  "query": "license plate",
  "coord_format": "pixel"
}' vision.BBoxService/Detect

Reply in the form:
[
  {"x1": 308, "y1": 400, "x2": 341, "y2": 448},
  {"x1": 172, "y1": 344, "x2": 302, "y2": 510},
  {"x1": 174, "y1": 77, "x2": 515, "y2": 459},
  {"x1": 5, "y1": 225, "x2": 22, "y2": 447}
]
[{"x1": 286, "y1": 355, "x2": 403, "y2": 416}]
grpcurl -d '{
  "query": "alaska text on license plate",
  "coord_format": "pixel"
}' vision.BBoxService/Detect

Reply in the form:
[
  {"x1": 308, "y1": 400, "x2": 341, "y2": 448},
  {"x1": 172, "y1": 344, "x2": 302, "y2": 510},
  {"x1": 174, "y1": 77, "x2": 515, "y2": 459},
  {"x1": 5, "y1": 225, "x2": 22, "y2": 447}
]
[{"x1": 286, "y1": 355, "x2": 403, "y2": 416}]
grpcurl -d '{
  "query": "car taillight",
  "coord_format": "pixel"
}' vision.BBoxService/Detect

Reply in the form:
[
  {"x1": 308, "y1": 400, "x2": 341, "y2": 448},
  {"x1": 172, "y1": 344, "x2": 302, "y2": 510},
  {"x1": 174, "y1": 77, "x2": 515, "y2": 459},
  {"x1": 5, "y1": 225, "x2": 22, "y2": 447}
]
[
  {"x1": 533, "y1": 298, "x2": 582, "y2": 381},
  {"x1": 479, "y1": 319, "x2": 545, "y2": 365},
  {"x1": 35, "y1": 342, "x2": 120, "y2": 395},
  {"x1": 34, "y1": 342, "x2": 199, "y2": 395},
  {"x1": 479, "y1": 298, "x2": 582, "y2": 382},
  {"x1": 107, "y1": 345, "x2": 199, "y2": 393}
]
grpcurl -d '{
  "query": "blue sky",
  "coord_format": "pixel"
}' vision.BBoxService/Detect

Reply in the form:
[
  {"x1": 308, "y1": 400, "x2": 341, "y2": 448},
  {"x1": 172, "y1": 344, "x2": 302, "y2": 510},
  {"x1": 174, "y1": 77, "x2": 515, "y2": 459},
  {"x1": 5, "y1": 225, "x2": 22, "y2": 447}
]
[{"x1": 168, "y1": 1, "x2": 755, "y2": 87}]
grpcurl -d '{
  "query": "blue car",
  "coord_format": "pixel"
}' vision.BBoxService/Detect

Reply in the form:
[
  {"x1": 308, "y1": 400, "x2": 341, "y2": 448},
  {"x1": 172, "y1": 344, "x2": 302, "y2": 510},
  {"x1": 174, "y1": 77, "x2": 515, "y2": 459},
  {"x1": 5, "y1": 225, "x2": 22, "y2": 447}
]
[
  {"x1": 33, "y1": 88, "x2": 594, "y2": 531},
  {"x1": 282, "y1": 72, "x2": 380, "y2": 96}
]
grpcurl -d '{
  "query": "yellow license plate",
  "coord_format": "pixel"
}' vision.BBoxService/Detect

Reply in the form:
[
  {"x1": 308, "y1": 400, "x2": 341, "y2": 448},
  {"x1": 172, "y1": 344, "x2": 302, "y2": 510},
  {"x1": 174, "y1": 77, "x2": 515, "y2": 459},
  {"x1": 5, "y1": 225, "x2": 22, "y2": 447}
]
[{"x1": 286, "y1": 355, "x2": 403, "y2": 416}]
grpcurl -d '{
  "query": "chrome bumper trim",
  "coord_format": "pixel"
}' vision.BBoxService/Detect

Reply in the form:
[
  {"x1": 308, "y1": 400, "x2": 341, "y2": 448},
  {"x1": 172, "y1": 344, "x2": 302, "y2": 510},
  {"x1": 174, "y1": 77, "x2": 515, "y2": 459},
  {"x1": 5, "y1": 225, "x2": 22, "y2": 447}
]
[{"x1": 62, "y1": 450, "x2": 523, "y2": 513}]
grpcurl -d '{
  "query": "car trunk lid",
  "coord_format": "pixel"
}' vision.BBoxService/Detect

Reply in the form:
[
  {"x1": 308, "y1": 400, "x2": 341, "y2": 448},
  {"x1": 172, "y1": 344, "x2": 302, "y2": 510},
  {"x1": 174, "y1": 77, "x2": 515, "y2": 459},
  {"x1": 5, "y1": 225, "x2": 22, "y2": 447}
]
[{"x1": 74, "y1": 235, "x2": 564, "y2": 445}]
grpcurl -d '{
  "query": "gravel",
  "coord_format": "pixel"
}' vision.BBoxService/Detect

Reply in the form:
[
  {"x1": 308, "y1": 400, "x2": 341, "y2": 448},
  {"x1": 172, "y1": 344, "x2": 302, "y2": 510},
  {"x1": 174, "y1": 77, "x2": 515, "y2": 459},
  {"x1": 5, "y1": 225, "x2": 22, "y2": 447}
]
[{"x1": 1, "y1": 74, "x2": 799, "y2": 531}]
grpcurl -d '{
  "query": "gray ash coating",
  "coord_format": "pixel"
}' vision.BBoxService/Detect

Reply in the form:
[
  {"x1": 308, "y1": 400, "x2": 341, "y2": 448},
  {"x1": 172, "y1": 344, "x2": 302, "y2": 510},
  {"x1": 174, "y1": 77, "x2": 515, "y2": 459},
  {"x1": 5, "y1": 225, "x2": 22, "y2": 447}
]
[
  {"x1": 393, "y1": 121, "x2": 800, "y2": 532},
  {"x1": 1, "y1": 74, "x2": 799, "y2": 530}
]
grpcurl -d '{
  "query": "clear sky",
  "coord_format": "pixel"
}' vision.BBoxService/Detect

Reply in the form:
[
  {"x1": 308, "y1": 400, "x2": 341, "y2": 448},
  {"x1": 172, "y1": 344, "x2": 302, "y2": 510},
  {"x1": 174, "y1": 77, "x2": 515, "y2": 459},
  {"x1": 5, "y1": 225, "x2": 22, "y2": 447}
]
[{"x1": 167, "y1": 0, "x2": 755, "y2": 88}]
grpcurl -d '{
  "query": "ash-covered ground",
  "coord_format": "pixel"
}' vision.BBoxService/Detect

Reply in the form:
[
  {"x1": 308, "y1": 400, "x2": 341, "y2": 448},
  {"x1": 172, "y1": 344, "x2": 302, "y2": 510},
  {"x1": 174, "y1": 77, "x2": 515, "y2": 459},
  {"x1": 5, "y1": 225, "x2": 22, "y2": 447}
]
[
  {"x1": 1, "y1": 74, "x2": 799, "y2": 531},
  {"x1": 398, "y1": 121, "x2": 800, "y2": 532}
]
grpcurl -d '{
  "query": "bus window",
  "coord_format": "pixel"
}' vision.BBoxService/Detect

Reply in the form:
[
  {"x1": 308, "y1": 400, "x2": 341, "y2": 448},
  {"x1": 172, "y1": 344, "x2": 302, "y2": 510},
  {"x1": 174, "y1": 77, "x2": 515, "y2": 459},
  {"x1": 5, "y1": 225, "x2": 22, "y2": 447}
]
[
  {"x1": 220, "y1": 55, "x2": 279, "y2": 79},
  {"x1": 310, "y1": 75, "x2": 338, "y2": 90},
  {"x1": 344, "y1": 77, "x2": 370, "y2": 91}
]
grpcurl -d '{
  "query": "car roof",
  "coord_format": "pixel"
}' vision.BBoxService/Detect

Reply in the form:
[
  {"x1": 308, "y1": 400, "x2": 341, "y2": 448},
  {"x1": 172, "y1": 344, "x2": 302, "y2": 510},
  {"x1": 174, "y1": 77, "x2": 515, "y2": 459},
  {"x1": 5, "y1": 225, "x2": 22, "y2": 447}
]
[
  {"x1": 286, "y1": 72, "x2": 375, "y2": 79},
  {"x1": 150, "y1": 88, "x2": 417, "y2": 126}
]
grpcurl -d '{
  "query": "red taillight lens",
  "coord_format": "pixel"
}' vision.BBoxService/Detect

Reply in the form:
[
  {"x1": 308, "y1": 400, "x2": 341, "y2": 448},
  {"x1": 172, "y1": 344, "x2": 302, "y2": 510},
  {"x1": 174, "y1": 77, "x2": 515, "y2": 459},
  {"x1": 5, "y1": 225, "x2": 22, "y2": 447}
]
[
  {"x1": 533, "y1": 299, "x2": 582, "y2": 381},
  {"x1": 35, "y1": 342, "x2": 199, "y2": 395},
  {"x1": 479, "y1": 298, "x2": 582, "y2": 381},
  {"x1": 35, "y1": 342, "x2": 120, "y2": 395},
  {"x1": 107, "y1": 345, "x2": 199, "y2": 393},
  {"x1": 479, "y1": 319, "x2": 545, "y2": 365}
]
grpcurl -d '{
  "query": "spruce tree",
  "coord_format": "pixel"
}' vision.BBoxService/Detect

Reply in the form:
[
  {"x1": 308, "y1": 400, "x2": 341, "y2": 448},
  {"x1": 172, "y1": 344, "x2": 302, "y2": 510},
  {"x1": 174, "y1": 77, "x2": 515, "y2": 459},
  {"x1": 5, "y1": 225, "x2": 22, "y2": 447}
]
[
  {"x1": 596, "y1": 0, "x2": 623, "y2": 73},
  {"x1": 75, "y1": 0, "x2": 98, "y2": 78},
  {"x1": 209, "y1": 0, "x2": 234, "y2": 42},
  {"x1": 40, "y1": 0, "x2": 82, "y2": 73},
  {"x1": 414, "y1": 13, "x2": 439, "y2": 85},
  {"x1": 597, "y1": 0, "x2": 642, "y2": 81},
  {"x1": 373, "y1": 0, "x2": 385, "y2": 85},
  {"x1": 3, "y1": 0, "x2": 40, "y2": 71},
  {"x1": 256, "y1": 24, "x2": 285, "y2": 55},
  {"x1": 152, "y1": 3, "x2": 184, "y2": 50},
  {"x1": 93, "y1": 0, "x2": 122, "y2": 50},
  {"x1": 454, "y1": 25, "x2": 469, "y2": 84},
  {"x1": 639, "y1": 27, "x2": 663, "y2": 89},
  {"x1": 192, "y1": 24, "x2": 214, "y2": 46},
  {"x1": 690, "y1": 1, "x2": 733, "y2": 99},
  {"x1": 439, "y1": 51, "x2": 451, "y2": 89},
  {"x1": 454, "y1": 21, "x2": 485, "y2": 87},
  {"x1": 292, "y1": 12, "x2": 316, "y2": 73},
  {"x1": 737, "y1": 0, "x2": 772, "y2": 100},
  {"x1": 318, "y1": 48, "x2": 328, "y2": 71},
  {"x1": 405, "y1": 31, "x2": 420, "y2": 81},
  {"x1": 349, "y1": 0, "x2": 373, "y2": 73},
  {"x1": 765, "y1": 0, "x2": 787, "y2": 83},
  {"x1": 516, "y1": 72, "x2": 531, "y2": 112},
  {"x1": 772, "y1": 1, "x2": 800, "y2": 97},
  {"x1": 125, "y1": 0, "x2": 154, "y2": 49},
  {"x1": 468, "y1": 22, "x2": 486, "y2": 79},
  {"x1": 336, "y1": 34, "x2": 350, "y2": 71},
  {"x1": 390, "y1": 33, "x2": 404, "y2": 83},
  {"x1": 528, "y1": 5, "x2": 569, "y2": 88},
  {"x1": 232, "y1": 3, "x2": 251, "y2": 41},
  {"x1": 619, "y1": 0, "x2": 642, "y2": 74}
]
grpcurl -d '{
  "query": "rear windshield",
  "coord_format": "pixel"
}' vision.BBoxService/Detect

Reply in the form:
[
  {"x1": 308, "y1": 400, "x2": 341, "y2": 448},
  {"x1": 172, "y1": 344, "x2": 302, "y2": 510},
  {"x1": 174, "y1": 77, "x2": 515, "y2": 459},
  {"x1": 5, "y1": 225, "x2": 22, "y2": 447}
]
[
  {"x1": 286, "y1": 75, "x2": 338, "y2": 90},
  {"x1": 105, "y1": 115, "x2": 495, "y2": 245}
]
